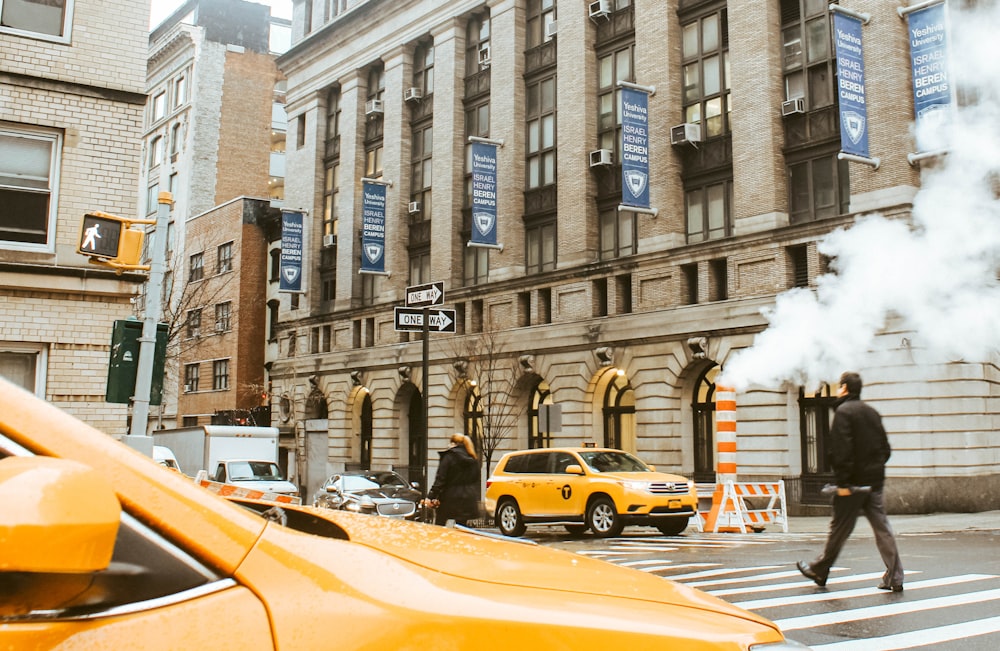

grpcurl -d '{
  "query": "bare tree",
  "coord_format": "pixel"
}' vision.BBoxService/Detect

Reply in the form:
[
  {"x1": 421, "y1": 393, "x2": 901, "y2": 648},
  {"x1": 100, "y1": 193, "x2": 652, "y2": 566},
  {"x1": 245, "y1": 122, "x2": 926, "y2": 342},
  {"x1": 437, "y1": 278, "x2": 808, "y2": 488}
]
[{"x1": 445, "y1": 319, "x2": 524, "y2": 476}]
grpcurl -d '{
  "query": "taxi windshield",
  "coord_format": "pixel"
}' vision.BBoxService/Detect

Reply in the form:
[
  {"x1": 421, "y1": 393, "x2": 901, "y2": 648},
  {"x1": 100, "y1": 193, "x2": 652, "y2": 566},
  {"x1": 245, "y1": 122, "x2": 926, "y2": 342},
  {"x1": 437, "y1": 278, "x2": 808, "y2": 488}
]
[{"x1": 578, "y1": 451, "x2": 649, "y2": 473}]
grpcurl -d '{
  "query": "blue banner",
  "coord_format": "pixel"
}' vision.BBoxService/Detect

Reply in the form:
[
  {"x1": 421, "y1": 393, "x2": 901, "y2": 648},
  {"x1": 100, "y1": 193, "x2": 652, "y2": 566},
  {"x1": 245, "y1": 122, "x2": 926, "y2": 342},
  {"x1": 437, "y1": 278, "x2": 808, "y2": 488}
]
[
  {"x1": 279, "y1": 210, "x2": 303, "y2": 293},
  {"x1": 470, "y1": 140, "x2": 498, "y2": 247},
  {"x1": 620, "y1": 86, "x2": 650, "y2": 209},
  {"x1": 833, "y1": 12, "x2": 869, "y2": 158},
  {"x1": 907, "y1": 3, "x2": 951, "y2": 152},
  {"x1": 361, "y1": 181, "x2": 386, "y2": 274}
]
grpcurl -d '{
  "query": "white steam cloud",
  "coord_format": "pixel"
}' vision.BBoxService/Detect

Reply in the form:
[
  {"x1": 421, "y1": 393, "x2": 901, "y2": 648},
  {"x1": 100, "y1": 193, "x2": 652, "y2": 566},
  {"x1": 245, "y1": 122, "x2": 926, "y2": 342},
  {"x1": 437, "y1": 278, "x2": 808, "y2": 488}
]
[{"x1": 721, "y1": 4, "x2": 1000, "y2": 391}]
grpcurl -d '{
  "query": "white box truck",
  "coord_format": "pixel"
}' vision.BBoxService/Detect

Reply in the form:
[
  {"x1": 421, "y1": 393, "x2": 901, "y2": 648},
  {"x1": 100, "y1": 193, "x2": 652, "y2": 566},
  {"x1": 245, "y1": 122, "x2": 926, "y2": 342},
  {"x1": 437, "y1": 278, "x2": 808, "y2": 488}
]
[{"x1": 152, "y1": 425, "x2": 298, "y2": 497}]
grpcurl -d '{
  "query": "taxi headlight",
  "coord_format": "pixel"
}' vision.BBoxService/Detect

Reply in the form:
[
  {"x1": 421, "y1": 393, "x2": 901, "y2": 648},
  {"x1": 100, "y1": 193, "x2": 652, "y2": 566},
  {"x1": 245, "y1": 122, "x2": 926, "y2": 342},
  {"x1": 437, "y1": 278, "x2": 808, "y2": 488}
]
[
  {"x1": 750, "y1": 640, "x2": 813, "y2": 650},
  {"x1": 621, "y1": 480, "x2": 650, "y2": 491}
]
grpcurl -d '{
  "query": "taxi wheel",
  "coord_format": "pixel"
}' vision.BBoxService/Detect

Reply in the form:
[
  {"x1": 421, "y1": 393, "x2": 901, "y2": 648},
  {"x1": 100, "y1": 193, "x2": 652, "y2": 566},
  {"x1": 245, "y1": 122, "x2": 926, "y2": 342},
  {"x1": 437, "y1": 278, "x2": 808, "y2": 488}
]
[
  {"x1": 587, "y1": 497, "x2": 624, "y2": 538},
  {"x1": 655, "y1": 516, "x2": 689, "y2": 536},
  {"x1": 496, "y1": 499, "x2": 527, "y2": 537}
]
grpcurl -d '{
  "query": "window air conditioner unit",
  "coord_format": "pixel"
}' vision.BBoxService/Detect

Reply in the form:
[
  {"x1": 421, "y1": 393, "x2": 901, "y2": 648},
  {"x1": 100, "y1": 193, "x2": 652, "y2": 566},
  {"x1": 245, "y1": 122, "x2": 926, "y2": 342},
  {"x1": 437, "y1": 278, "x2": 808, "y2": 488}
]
[
  {"x1": 478, "y1": 45, "x2": 491, "y2": 66},
  {"x1": 781, "y1": 97, "x2": 805, "y2": 116},
  {"x1": 184, "y1": 383, "x2": 195, "y2": 393},
  {"x1": 407, "y1": 201, "x2": 422, "y2": 214},
  {"x1": 589, "y1": 148, "x2": 613, "y2": 167},
  {"x1": 670, "y1": 122, "x2": 702, "y2": 146},
  {"x1": 365, "y1": 99, "x2": 384, "y2": 115},
  {"x1": 589, "y1": 0, "x2": 610, "y2": 20},
  {"x1": 404, "y1": 87, "x2": 422, "y2": 102},
  {"x1": 323, "y1": 233, "x2": 337, "y2": 247},
  {"x1": 545, "y1": 20, "x2": 558, "y2": 38}
]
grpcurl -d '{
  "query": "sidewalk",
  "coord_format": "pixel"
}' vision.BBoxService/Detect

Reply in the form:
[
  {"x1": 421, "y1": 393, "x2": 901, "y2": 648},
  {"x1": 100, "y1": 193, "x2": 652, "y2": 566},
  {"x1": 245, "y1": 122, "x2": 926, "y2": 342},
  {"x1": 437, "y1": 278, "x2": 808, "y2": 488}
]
[{"x1": 786, "y1": 510, "x2": 1000, "y2": 534}]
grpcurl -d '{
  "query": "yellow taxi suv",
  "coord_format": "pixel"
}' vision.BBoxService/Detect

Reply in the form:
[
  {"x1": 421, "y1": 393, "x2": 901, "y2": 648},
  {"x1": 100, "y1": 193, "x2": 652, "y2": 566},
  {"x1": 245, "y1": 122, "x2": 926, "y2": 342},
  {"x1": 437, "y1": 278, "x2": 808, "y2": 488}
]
[
  {"x1": 0, "y1": 378, "x2": 810, "y2": 650},
  {"x1": 485, "y1": 447, "x2": 699, "y2": 538}
]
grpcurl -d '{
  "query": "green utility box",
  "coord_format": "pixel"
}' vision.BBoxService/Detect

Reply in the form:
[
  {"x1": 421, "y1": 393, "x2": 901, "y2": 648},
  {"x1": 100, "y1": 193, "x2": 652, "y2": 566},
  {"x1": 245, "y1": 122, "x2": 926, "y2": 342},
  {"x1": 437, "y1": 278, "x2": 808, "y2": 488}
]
[{"x1": 106, "y1": 319, "x2": 167, "y2": 405}]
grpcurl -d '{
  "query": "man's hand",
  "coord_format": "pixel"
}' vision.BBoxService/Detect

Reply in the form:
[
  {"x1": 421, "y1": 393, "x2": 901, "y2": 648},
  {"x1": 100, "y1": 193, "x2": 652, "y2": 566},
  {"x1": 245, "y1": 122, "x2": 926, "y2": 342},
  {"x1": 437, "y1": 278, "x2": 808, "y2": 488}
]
[{"x1": 837, "y1": 487, "x2": 852, "y2": 497}]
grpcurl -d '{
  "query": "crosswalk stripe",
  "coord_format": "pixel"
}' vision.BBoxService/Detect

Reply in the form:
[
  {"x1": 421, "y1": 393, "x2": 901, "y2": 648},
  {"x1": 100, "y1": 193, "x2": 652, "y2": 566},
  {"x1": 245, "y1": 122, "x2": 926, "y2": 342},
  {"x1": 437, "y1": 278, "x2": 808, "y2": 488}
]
[
  {"x1": 667, "y1": 565, "x2": 784, "y2": 581},
  {"x1": 733, "y1": 574, "x2": 997, "y2": 609},
  {"x1": 619, "y1": 559, "x2": 679, "y2": 567},
  {"x1": 608, "y1": 545, "x2": 679, "y2": 552},
  {"x1": 774, "y1": 587, "x2": 1000, "y2": 631},
  {"x1": 808, "y1": 615, "x2": 1000, "y2": 650},
  {"x1": 707, "y1": 571, "x2": 888, "y2": 596}
]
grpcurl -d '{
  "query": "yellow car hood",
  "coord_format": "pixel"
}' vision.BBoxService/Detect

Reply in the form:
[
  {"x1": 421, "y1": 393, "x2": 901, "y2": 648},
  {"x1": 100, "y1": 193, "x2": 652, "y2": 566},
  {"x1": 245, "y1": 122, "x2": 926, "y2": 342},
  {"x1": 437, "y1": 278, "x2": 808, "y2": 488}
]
[{"x1": 306, "y1": 508, "x2": 775, "y2": 630}]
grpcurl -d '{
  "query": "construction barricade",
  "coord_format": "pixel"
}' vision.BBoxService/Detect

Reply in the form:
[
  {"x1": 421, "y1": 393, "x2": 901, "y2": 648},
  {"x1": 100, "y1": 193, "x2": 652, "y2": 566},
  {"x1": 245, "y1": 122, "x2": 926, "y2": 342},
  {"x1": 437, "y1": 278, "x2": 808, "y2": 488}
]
[
  {"x1": 194, "y1": 470, "x2": 302, "y2": 505},
  {"x1": 695, "y1": 480, "x2": 787, "y2": 533}
]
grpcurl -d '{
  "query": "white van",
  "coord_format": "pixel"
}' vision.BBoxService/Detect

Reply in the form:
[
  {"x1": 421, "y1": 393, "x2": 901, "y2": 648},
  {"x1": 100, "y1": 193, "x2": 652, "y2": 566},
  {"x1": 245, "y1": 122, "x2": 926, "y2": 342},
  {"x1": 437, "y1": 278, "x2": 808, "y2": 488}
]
[{"x1": 153, "y1": 445, "x2": 182, "y2": 473}]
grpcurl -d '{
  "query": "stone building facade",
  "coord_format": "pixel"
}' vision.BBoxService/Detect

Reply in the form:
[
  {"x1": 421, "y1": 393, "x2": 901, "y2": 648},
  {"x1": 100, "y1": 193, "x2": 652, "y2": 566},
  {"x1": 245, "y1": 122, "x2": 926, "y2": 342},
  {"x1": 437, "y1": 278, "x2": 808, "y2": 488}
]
[
  {"x1": 144, "y1": 0, "x2": 288, "y2": 427},
  {"x1": 271, "y1": 0, "x2": 999, "y2": 513},
  {"x1": 0, "y1": 0, "x2": 148, "y2": 432}
]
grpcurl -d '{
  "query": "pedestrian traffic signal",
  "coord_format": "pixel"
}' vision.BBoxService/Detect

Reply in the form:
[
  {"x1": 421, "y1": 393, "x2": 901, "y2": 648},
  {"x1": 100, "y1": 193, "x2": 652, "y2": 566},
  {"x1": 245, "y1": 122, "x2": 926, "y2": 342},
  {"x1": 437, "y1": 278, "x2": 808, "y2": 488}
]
[{"x1": 78, "y1": 212, "x2": 148, "y2": 271}]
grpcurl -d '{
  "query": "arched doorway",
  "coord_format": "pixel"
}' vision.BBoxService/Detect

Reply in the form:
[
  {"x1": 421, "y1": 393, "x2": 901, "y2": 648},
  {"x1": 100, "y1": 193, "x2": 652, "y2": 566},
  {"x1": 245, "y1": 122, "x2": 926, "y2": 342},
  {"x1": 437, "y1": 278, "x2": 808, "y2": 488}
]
[
  {"x1": 799, "y1": 383, "x2": 837, "y2": 504},
  {"x1": 406, "y1": 386, "x2": 426, "y2": 489},
  {"x1": 464, "y1": 385, "x2": 483, "y2": 456},
  {"x1": 691, "y1": 364, "x2": 719, "y2": 483},
  {"x1": 602, "y1": 370, "x2": 635, "y2": 451},
  {"x1": 359, "y1": 392, "x2": 372, "y2": 469}
]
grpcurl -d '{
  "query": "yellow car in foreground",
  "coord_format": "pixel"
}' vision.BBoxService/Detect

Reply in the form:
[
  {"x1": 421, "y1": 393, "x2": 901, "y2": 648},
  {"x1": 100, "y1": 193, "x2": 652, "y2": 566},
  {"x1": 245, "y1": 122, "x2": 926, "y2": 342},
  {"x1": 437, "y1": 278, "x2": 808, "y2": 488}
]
[
  {"x1": 0, "y1": 379, "x2": 808, "y2": 650},
  {"x1": 486, "y1": 447, "x2": 699, "y2": 537}
]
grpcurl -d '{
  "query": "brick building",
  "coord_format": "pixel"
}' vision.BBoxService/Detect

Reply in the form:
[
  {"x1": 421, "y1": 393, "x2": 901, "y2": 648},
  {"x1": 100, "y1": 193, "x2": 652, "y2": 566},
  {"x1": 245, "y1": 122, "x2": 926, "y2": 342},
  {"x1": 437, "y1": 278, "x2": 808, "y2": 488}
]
[
  {"x1": 271, "y1": 0, "x2": 999, "y2": 513},
  {"x1": 0, "y1": 0, "x2": 148, "y2": 432},
  {"x1": 144, "y1": 0, "x2": 288, "y2": 428}
]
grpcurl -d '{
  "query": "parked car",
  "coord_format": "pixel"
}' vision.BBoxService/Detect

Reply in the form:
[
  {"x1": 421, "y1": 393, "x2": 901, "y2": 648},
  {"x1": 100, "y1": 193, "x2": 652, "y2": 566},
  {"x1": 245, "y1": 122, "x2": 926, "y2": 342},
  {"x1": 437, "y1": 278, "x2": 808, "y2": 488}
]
[
  {"x1": 312, "y1": 470, "x2": 422, "y2": 519},
  {"x1": 485, "y1": 447, "x2": 699, "y2": 537},
  {"x1": 0, "y1": 378, "x2": 809, "y2": 650}
]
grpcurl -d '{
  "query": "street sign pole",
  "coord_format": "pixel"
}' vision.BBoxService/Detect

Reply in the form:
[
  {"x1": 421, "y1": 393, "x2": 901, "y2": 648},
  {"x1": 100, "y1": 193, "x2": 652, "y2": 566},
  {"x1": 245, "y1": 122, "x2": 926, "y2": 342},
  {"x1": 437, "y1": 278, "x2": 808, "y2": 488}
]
[
  {"x1": 422, "y1": 306, "x2": 430, "y2": 491},
  {"x1": 127, "y1": 189, "x2": 172, "y2": 453}
]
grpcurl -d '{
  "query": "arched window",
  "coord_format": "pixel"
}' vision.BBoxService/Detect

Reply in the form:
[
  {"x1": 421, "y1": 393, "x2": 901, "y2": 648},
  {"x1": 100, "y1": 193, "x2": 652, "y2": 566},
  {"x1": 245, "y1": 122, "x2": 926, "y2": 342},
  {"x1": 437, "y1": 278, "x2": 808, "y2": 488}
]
[
  {"x1": 360, "y1": 392, "x2": 372, "y2": 469},
  {"x1": 602, "y1": 372, "x2": 634, "y2": 450},
  {"x1": 464, "y1": 385, "x2": 483, "y2": 456}
]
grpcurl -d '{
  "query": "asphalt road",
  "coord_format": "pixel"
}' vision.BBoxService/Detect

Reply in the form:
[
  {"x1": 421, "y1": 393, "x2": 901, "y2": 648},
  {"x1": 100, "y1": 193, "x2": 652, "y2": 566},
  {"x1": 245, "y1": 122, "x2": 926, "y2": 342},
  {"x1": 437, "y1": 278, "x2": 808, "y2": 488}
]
[{"x1": 518, "y1": 525, "x2": 1000, "y2": 650}]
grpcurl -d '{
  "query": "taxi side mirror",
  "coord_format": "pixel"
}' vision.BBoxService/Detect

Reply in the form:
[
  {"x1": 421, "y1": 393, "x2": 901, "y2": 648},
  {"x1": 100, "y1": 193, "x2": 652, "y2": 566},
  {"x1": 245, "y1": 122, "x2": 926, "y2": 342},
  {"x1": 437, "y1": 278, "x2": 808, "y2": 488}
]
[
  {"x1": 0, "y1": 456, "x2": 121, "y2": 574},
  {"x1": 564, "y1": 464, "x2": 585, "y2": 475}
]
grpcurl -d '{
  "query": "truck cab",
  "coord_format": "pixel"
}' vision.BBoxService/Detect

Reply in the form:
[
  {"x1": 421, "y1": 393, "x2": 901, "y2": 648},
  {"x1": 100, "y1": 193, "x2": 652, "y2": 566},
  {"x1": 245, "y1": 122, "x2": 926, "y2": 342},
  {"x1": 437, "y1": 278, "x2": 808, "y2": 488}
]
[{"x1": 212, "y1": 459, "x2": 298, "y2": 496}]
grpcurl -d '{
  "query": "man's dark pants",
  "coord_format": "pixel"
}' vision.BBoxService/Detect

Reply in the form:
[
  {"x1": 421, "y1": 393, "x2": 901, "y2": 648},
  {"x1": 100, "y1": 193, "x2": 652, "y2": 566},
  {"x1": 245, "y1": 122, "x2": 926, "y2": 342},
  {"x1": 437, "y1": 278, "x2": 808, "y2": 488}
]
[{"x1": 810, "y1": 489, "x2": 904, "y2": 587}]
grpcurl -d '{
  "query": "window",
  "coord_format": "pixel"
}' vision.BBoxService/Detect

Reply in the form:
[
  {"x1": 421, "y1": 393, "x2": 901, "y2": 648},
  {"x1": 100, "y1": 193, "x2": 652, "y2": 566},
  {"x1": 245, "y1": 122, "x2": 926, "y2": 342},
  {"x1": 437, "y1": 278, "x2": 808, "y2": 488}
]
[
  {"x1": 525, "y1": 76, "x2": 556, "y2": 189},
  {"x1": 213, "y1": 359, "x2": 229, "y2": 391},
  {"x1": 598, "y1": 208, "x2": 635, "y2": 260},
  {"x1": 781, "y1": 0, "x2": 834, "y2": 108},
  {"x1": 525, "y1": 218, "x2": 556, "y2": 273},
  {"x1": 597, "y1": 45, "x2": 634, "y2": 157},
  {"x1": 788, "y1": 151, "x2": 849, "y2": 223},
  {"x1": 413, "y1": 42, "x2": 434, "y2": 96},
  {"x1": 681, "y1": 9, "x2": 730, "y2": 138},
  {"x1": 682, "y1": 263, "x2": 698, "y2": 305},
  {"x1": 189, "y1": 252, "x2": 204, "y2": 282},
  {"x1": 325, "y1": 88, "x2": 340, "y2": 156},
  {"x1": 527, "y1": 379, "x2": 552, "y2": 449},
  {"x1": 217, "y1": 242, "x2": 233, "y2": 273},
  {"x1": 0, "y1": 344, "x2": 45, "y2": 396},
  {"x1": 709, "y1": 258, "x2": 728, "y2": 301},
  {"x1": 466, "y1": 14, "x2": 491, "y2": 75},
  {"x1": 184, "y1": 363, "x2": 199, "y2": 392},
  {"x1": 186, "y1": 309, "x2": 202, "y2": 338},
  {"x1": 0, "y1": 0, "x2": 73, "y2": 41},
  {"x1": 170, "y1": 123, "x2": 182, "y2": 158},
  {"x1": 410, "y1": 125, "x2": 432, "y2": 221},
  {"x1": 367, "y1": 66, "x2": 385, "y2": 104},
  {"x1": 174, "y1": 74, "x2": 188, "y2": 108},
  {"x1": 323, "y1": 163, "x2": 339, "y2": 241},
  {"x1": 215, "y1": 302, "x2": 231, "y2": 332},
  {"x1": 463, "y1": 101, "x2": 490, "y2": 206},
  {"x1": 685, "y1": 181, "x2": 732, "y2": 243},
  {"x1": 296, "y1": 114, "x2": 306, "y2": 149},
  {"x1": 526, "y1": 0, "x2": 556, "y2": 49},
  {"x1": 146, "y1": 182, "x2": 159, "y2": 217},
  {"x1": 0, "y1": 125, "x2": 60, "y2": 249},
  {"x1": 152, "y1": 92, "x2": 166, "y2": 123},
  {"x1": 148, "y1": 136, "x2": 163, "y2": 169},
  {"x1": 464, "y1": 246, "x2": 489, "y2": 286},
  {"x1": 788, "y1": 244, "x2": 809, "y2": 287},
  {"x1": 409, "y1": 249, "x2": 430, "y2": 285},
  {"x1": 365, "y1": 145, "x2": 383, "y2": 179}
]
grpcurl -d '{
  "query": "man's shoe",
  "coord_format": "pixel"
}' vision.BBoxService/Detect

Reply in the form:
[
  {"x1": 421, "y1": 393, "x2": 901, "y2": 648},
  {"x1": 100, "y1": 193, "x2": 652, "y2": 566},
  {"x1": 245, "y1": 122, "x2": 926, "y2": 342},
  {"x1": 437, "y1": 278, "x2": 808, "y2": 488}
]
[
  {"x1": 797, "y1": 561, "x2": 827, "y2": 587},
  {"x1": 877, "y1": 582, "x2": 903, "y2": 592}
]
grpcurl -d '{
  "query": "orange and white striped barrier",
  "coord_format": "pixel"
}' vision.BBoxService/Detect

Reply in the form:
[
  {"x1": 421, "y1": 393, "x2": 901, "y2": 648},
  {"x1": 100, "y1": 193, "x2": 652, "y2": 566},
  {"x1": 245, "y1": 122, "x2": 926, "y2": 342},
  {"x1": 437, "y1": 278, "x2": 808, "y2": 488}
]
[
  {"x1": 703, "y1": 386, "x2": 739, "y2": 532},
  {"x1": 695, "y1": 480, "x2": 787, "y2": 533},
  {"x1": 195, "y1": 471, "x2": 301, "y2": 505}
]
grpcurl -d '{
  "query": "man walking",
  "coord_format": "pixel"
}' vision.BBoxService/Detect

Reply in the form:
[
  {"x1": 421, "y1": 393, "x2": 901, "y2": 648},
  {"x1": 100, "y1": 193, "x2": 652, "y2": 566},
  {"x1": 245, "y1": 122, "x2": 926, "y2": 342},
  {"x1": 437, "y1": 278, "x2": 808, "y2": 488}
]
[{"x1": 797, "y1": 371, "x2": 905, "y2": 591}]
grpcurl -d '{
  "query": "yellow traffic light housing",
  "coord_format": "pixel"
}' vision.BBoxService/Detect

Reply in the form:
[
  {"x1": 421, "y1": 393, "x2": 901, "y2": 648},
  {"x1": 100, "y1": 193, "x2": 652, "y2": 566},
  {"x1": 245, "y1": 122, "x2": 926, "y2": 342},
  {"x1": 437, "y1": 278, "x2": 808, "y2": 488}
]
[{"x1": 78, "y1": 211, "x2": 153, "y2": 272}]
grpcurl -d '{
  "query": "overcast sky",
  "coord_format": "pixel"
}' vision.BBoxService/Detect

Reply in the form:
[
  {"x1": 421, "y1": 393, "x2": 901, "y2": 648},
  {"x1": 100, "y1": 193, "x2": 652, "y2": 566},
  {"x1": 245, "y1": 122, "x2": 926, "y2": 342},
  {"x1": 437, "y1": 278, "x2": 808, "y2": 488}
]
[{"x1": 149, "y1": 0, "x2": 292, "y2": 29}]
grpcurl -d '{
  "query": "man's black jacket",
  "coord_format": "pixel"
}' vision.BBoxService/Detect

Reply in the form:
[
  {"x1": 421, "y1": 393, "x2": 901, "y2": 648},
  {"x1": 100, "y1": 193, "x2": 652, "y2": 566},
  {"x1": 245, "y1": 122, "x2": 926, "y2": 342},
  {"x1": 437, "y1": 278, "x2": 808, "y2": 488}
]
[{"x1": 829, "y1": 394, "x2": 891, "y2": 490}]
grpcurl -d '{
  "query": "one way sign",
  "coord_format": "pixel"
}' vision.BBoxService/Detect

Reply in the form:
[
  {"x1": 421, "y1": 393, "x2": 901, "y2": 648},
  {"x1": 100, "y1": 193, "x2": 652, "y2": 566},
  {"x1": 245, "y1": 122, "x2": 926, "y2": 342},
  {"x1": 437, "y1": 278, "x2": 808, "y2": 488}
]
[
  {"x1": 394, "y1": 307, "x2": 456, "y2": 333},
  {"x1": 405, "y1": 281, "x2": 444, "y2": 307}
]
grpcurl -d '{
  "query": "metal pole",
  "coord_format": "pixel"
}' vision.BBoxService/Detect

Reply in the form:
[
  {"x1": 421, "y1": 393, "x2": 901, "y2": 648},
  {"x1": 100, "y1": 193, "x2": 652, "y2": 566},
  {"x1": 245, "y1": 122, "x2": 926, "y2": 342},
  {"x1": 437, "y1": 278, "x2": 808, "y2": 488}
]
[
  {"x1": 126, "y1": 190, "x2": 172, "y2": 453},
  {"x1": 422, "y1": 306, "x2": 430, "y2": 490}
]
